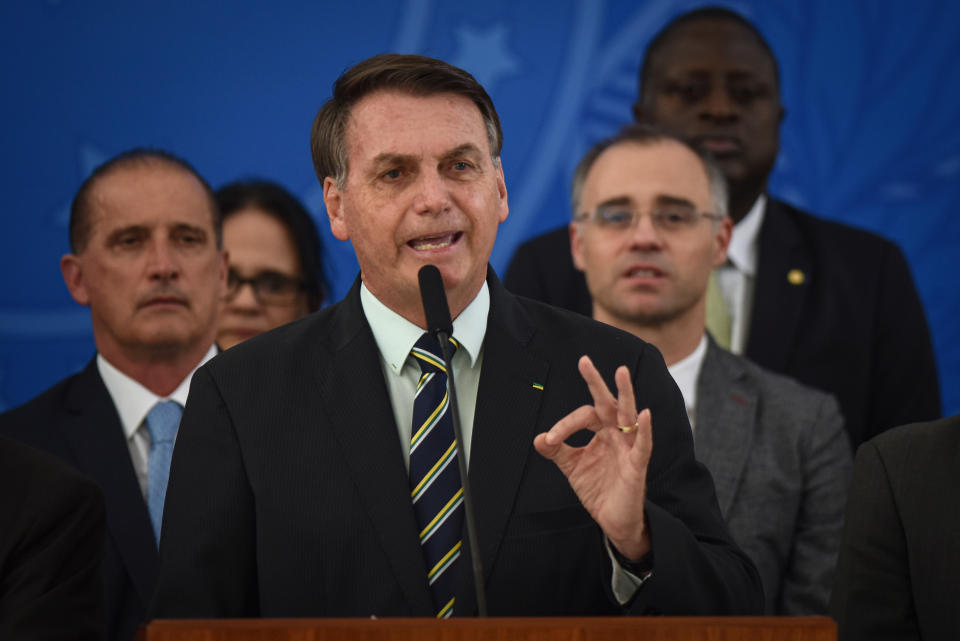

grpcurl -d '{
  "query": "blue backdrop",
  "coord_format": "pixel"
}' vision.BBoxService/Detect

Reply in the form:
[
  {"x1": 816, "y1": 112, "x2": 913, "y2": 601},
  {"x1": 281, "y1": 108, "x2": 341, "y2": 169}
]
[{"x1": 2, "y1": 0, "x2": 958, "y2": 416}]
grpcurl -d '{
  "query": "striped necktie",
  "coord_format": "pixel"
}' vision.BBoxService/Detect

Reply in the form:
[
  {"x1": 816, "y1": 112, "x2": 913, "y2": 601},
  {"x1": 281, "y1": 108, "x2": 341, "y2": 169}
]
[
  {"x1": 145, "y1": 400, "x2": 183, "y2": 546},
  {"x1": 409, "y1": 333, "x2": 463, "y2": 618}
]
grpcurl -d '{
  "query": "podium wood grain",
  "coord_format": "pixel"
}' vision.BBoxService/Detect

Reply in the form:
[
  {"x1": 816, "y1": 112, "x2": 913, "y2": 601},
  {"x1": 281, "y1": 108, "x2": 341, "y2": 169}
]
[{"x1": 138, "y1": 616, "x2": 836, "y2": 641}]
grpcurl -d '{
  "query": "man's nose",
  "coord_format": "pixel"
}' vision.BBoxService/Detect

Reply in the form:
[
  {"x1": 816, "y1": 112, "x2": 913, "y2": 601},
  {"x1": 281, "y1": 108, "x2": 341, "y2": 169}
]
[
  {"x1": 146, "y1": 238, "x2": 179, "y2": 280},
  {"x1": 699, "y1": 86, "x2": 738, "y2": 122},
  {"x1": 626, "y1": 212, "x2": 664, "y2": 251},
  {"x1": 412, "y1": 169, "x2": 452, "y2": 215}
]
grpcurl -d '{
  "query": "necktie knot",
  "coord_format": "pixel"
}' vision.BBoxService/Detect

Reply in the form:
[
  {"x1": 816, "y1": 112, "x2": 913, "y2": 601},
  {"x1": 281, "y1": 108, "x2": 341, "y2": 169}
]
[
  {"x1": 146, "y1": 400, "x2": 183, "y2": 444},
  {"x1": 412, "y1": 333, "x2": 459, "y2": 375}
]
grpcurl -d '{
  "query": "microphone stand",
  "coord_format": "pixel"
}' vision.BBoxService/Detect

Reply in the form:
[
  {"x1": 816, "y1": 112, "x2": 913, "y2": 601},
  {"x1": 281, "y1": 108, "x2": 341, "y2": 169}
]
[{"x1": 434, "y1": 326, "x2": 488, "y2": 617}]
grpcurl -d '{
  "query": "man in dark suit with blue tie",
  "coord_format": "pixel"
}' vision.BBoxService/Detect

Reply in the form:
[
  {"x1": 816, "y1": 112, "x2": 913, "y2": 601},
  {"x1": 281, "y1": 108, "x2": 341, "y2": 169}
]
[
  {"x1": 0, "y1": 149, "x2": 227, "y2": 641},
  {"x1": 151, "y1": 53, "x2": 762, "y2": 619},
  {"x1": 504, "y1": 7, "x2": 940, "y2": 447}
]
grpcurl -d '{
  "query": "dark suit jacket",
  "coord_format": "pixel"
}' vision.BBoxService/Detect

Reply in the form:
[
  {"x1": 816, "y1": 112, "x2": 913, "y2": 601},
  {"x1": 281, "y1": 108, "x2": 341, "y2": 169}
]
[
  {"x1": 151, "y1": 272, "x2": 762, "y2": 618},
  {"x1": 0, "y1": 436, "x2": 106, "y2": 641},
  {"x1": 503, "y1": 197, "x2": 940, "y2": 446},
  {"x1": 0, "y1": 361, "x2": 159, "y2": 641},
  {"x1": 695, "y1": 340, "x2": 851, "y2": 614},
  {"x1": 830, "y1": 414, "x2": 960, "y2": 641}
]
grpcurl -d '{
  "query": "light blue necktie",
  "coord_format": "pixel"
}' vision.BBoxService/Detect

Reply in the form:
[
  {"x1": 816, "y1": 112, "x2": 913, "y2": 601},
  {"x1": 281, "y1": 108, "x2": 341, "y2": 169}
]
[{"x1": 145, "y1": 400, "x2": 183, "y2": 546}]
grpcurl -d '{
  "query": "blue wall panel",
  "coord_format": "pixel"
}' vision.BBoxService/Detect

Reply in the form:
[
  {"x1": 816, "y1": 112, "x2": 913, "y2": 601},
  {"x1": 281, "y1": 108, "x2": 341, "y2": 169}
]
[{"x1": 1, "y1": 0, "x2": 957, "y2": 416}]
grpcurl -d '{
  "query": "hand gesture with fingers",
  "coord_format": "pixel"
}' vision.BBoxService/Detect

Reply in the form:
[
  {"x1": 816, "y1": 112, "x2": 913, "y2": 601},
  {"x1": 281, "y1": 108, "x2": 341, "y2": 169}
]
[{"x1": 533, "y1": 355, "x2": 653, "y2": 560}]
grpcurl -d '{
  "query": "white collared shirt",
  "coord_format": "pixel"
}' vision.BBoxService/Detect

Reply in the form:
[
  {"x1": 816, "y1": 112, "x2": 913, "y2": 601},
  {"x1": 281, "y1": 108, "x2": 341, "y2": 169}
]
[
  {"x1": 715, "y1": 194, "x2": 766, "y2": 354},
  {"x1": 97, "y1": 344, "x2": 217, "y2": 497},
  {"x1": 362, "y1": 281, "x2": 645, "y2": 602},
  {"x1": 666, "y1": 334, "x2": 709, "y2": 432},
  {"x1": 360, "y1": 282, "x2": 488, "y2": 469}
]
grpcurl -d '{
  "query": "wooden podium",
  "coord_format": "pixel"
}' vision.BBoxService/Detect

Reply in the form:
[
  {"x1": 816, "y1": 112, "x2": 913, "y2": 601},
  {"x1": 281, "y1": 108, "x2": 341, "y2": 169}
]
[{"x1": 138, "y1": 616, "x2": 836, "y2": 641}]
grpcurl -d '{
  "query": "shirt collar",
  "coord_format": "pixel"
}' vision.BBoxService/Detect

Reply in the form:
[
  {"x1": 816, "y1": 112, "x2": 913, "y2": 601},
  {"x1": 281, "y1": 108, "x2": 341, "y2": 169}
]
[
  {"x1": 666, "y1": 333, "x2": 709, "y2": 430},
  {"x1": 727, "y1": 193, "x2": 766, "y2": 276},
  {"x1": 97, "y1": 344, "x2": 218, "y2": 440},
  {"x1": 360, "y1": 281, "x2": 489, "y2": 377}
]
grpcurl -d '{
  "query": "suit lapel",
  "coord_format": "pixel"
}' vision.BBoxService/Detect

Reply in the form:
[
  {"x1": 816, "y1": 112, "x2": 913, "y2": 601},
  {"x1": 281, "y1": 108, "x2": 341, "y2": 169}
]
[
  {"x1": 455, "y1": 272, "x2": 549, "y2": 615},
  {"x1": 746, "y1": 198, "x2": 812, "y2": 371},
  {"x1": 314, "y1": 281, "x2": 434, "y2": 615},
  {"x1": 61, "y1": 360, "x2": 158, "y2": 608},
  {"x1": 694, "y1": 342, "x2": 758, "y2": 517}
]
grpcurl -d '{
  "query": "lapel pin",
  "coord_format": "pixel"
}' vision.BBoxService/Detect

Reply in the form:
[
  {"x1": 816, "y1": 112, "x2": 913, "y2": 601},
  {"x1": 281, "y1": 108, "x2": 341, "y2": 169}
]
[
  {"x1": 532, "y1": 383, "x2": 544, "y2": 391},
  {"x1": 787, "y1": 268, "x2": 805, "y2": 286}
]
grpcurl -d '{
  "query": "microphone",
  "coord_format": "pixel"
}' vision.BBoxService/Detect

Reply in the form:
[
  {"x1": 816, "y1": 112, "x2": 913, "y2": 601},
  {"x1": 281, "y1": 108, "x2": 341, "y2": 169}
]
[
  {"x1": 417, "y1": 265, "x2": 488, "y2": 617},
  {"x1": 418, "y1": 264, "x2": 453, "y2": 336}
]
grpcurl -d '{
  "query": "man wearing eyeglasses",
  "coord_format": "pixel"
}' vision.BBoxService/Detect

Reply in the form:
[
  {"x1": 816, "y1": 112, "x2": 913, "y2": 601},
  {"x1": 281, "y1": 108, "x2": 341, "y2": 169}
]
[
  {"x1": 506, "y1": 7, "x2": 940, "y2": 449},
  {"x1": 571, "y1": 124, "x2": 851, "y2": 614},
  {"x1": 0, "y1": 148, "x2": 226, "y2": 641}
]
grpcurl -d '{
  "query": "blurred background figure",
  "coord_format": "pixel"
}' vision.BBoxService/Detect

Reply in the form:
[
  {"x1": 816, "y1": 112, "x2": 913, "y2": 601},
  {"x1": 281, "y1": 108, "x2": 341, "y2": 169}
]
[{"x1": 216, "y1": 180, "x2": 327, "y2": 349}]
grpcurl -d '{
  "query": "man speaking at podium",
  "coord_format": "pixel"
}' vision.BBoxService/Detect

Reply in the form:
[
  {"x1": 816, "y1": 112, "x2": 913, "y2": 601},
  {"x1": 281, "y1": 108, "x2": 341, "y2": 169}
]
[{"x1": 151, "y1": 54, "x2": 761, "y2": 619}]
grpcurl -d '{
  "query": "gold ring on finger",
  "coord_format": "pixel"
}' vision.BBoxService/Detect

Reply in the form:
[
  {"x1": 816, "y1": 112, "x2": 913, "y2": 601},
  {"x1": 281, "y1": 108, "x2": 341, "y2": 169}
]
[{"x1": 618, "y1": 422, "x2": 639, "y2": 434}]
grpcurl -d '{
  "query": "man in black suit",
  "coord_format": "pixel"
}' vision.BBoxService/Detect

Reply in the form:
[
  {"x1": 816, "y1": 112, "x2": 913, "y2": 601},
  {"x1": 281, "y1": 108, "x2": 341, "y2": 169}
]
[
  {"x1": 504, "y1": 7, "x2": 940, "y2": 447},
  {"x1": 830, "y1": 414, "x2": 960, "y2": 640},
  {"x1": 151, "y1": 53, "x2": 761, "y2": 619},
  {"x1": 0, "y1": 150, "x2": 227, "y2": 641},
  {"x1": 1, "y1": 436, "x2": 106, "y2": 640}
]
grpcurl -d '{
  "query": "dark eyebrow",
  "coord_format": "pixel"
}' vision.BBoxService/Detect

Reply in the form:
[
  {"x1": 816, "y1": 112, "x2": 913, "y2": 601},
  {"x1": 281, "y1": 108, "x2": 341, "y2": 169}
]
[
  {"x1": 595, "y1": 196, "x2": 633, "y2": 209},
  {"x1": 441, "y1": 143, "x2": 484, "y2": 161},
  {"x1": 654, "y1": 195, "x2": 697, "y2": 209},
  {"x1": 104, "y1": 225, "x2": 148, "y2": 243},
  {"x1": 370, "y1": 152, "x2": 418, "y2": 169},
  {"x1": 172, "y1": 223, "x2": 207, "y2": 236}
]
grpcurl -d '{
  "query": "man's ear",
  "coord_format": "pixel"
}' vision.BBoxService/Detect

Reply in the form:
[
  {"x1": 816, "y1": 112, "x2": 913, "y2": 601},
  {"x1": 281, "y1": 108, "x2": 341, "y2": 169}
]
[
  {"x1": 569, "y1": 222, "x2": 586, "y2": 272},
  {"x1": 713, "y1": 217, "x2": 734, "y2": 267},
  {"x1": 494, "y1": 158, "x2": 509, "y2": 224},
  {"x1": 217, "y1": 248, "x2": 229, "y2": 297},
  {"x1": 60, "y1": 254, "x2": 90, "y2": 306},
  {"x1": 323, "y1": 177, "x2": 349, "y2": 241}
]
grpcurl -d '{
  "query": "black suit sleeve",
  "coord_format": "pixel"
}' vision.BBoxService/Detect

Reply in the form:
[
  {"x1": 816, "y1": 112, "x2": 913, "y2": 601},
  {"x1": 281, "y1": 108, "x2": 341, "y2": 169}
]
[
  {"x1": 830, "y1": 441, "x2": 918, "y2": 640},
  {"x1": 866, "y1": 242, "x2": 940, "y2": 440},
  {"x1": 150, "y1": 366, "x2": 260, "y2": 619},
  {"x1": 0, "y1": 439, "x2": 106, "y2": 641}
]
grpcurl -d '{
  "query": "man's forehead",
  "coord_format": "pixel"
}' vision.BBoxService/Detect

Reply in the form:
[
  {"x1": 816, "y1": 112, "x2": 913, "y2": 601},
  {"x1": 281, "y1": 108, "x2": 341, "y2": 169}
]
[
  {"x1": 587, "y1": 141, "x2": 710, "y2": 204},
  {"x1": 345, "y1": 90, "x2": 490, "y2": 156},
  {"x1": 87, "y1": 162, "x2": 213, "y2": 229},
  {"x1": 650, "y1": 19, "x2": 777, "y2": 79}
]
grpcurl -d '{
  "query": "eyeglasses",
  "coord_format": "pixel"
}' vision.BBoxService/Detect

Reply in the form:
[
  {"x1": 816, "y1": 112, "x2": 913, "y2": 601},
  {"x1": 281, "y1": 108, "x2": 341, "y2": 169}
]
[
  {"x1": 224, "y1": 269, "x2": 305, "y2": 306},
  {"x1": 577, "y1": 203, "x2": 722, "y2": 233}
]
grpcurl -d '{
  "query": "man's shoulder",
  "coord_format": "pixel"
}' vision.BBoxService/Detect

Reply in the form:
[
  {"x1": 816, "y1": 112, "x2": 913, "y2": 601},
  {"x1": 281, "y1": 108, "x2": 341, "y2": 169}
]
[
  {"x1": 508, "y1": 290, "x2": 648, "y2": 351},
  {"x1": 868, "y1": 414, "x2": 960, "y2": 466},
  {"x1": 512, "y1": 225, "x2": 570, "y2": 256},
  {"x1": 709, "y1": 344, "x2": 842, "y2": 423},
  {"x1": 0, "y1": 365, "x2": 95, "y2": 429},
  {"x1": 767, "y1": 197, "x2": 902, "y2": 258},
  {"x1": 206, "y1": 297, "x2": 357, "y2": 375}
]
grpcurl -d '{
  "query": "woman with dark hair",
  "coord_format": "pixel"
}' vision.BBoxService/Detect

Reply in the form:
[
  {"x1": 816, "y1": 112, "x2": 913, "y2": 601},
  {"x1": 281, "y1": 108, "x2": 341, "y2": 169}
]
[{"x1": 215, "y1": 179, "x2": 326, "y2": 349}]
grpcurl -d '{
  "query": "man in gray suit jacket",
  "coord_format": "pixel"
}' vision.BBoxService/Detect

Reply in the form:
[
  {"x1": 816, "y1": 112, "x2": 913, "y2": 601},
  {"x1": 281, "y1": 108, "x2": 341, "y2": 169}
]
[{"x1": 569, "y1": 123, "x2": 851, "y2": 613}]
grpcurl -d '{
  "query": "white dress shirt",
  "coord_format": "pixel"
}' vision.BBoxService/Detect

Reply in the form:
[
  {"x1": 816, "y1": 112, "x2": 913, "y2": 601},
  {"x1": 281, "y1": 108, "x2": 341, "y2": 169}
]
[
  {"x1": 97, "y1": 345, "x2": 217, "y2": 497},
  {"x1": 715, "y1": 194, "x2": 766, "y2": 355},
  {"x1": 360, "y1": 282, "x2": 488, "y2": 470},
  {"x1": 666, "y1": 334, "x2": 709, "y2": 432},
  {"x1": 361, "y1": 281, "x2": 645, "y2": 603}
]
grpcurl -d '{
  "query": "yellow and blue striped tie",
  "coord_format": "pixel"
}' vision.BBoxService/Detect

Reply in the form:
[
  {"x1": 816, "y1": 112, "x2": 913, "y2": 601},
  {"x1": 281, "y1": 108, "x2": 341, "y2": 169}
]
[{"x1": 409, "y1": 333, "x2": 462, "y2": 618}]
